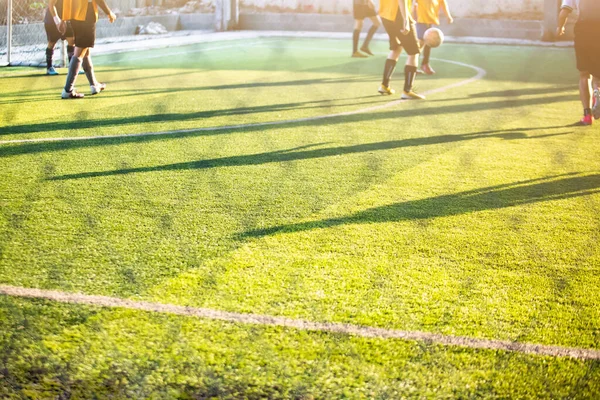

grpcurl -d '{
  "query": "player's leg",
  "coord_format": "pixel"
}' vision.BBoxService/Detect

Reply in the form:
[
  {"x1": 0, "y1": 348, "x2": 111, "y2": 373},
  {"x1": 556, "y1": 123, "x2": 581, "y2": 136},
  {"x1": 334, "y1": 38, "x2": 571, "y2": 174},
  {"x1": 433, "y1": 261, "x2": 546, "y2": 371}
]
[
  {"x1": 45, "y1": 40, "x2": 59, "y2": 75},
  {"x1": 578, "y1": 71, "x2": 593, "y2": 125},
  {"x1": 592, "y1": 75, "x2": 600, "y2": 120},
  {"x1": 43, "y1": 17, "x2": 61, "y2": 75},
  {"x1": 379, "y1": 47, "x2": 402, "y2": 94},
  {"x1": 417, "y1": 23, "x2": 434, "y2": 75},
  {"x1": 352, "y1": 19, "x2": 368, "y2": 57},
  {"x1": 360, "y1": 16, "x2": 381, "y2": 55},
  {"x1": 82, "y1": 49, "x2": 105, "y2": 94},
  {"x1": 62, "y1": 45, "x2": 87, "y2": 98},
  {"x1": 400, "y1": 23, "x2": 424, "y2": 100},
  {"x1": 378, "y1": 17, "x2": 402, "y2": 95}
]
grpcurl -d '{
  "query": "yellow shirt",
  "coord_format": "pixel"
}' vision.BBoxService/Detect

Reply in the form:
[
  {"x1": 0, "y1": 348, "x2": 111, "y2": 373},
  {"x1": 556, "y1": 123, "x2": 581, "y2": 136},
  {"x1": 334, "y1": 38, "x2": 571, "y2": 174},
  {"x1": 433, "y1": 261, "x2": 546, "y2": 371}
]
[
  {"x1": 379, "y1": 0, "x2": 414, "y2": 22},
  {"x1": 416, "y1": 0, "x2": 441, "y2": 25},
  {"x1": 62, "y1": 0, "x2": 98, "y2": 22}
]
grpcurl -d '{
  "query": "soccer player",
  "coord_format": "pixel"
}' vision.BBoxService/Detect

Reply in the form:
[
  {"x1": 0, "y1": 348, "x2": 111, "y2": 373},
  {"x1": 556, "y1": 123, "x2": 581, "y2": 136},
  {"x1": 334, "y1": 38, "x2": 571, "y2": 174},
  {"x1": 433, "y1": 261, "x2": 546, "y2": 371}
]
[
  {"x1": 557, "y1": 0, "x2": 600, "y2": 125},
  {"x1": 352, "y1": 0, "x2": 381, "y2": 58},
  {"x1": 50, "y1": 0, "x2": 116, "y2": 99},
  {"x1": 412, "y1": 0, "x2": 453, "y2": 75},
  {"x1": 44, "y1": 0, "x2": 76, "y2": 75},
  {"x1": 377, "y1": 0, "x2": 424, "y2": 99}
]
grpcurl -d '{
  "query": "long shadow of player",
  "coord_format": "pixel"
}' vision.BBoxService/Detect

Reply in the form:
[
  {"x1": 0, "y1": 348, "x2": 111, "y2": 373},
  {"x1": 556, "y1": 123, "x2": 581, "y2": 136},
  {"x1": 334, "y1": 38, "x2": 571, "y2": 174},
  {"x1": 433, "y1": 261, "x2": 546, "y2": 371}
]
[
  {"x1": 240, "y1": 172, "x2": 600, "y2": 239},
  {"x1": 46, "y1": 129, "x2": 572, "y2": 181}
]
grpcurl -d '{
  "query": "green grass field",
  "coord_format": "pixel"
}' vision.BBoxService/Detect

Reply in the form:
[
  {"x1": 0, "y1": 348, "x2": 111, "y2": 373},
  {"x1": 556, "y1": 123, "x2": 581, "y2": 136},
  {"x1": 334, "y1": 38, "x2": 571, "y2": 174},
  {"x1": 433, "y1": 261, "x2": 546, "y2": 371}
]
[{"x1": 1, "y1": 37, "x2": 600, "y2": 398}]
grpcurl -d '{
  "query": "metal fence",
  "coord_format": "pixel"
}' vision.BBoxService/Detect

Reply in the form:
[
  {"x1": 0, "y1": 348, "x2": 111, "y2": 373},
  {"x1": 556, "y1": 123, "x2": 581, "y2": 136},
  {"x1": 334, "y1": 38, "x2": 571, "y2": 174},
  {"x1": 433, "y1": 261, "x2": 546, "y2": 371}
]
[{"x1": 0, "y1": 0, "x2": 219, "y2": 67}]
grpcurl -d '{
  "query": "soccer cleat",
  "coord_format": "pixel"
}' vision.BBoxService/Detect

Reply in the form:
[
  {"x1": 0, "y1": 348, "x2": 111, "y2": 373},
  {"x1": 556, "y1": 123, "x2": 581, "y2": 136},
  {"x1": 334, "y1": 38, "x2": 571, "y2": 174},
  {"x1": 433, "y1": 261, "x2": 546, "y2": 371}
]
[
  {"x1": 593, "y1": 89, "x2": 600, "y2": 120},
  {"x1": 360, "y1": 47, "x2": 374, "y2": 56},
  {"x1": 579, "y1": 114, "x2": 593, "y2": 126},
  {"x1": 352, "y1": 51, "x2": 368, "y2": 58},
  {"x1": 401, "y1": 90, "x2": 426, "y2": 100},
  {"x1": 90, "y1": 82, "x2": 106, "y2": 95},
  {"x1": 421, "y1": 64, "x2": 436, "y2": 75},
  {"x1": 46, "y1": 67, "x2": 59, "y2": 76},
  {"x1": 378, "y1": 85, "x2": 396, "y2": 95},
  {"x1": 61, "y1": 89, "x2": 84, "y2": 99}
]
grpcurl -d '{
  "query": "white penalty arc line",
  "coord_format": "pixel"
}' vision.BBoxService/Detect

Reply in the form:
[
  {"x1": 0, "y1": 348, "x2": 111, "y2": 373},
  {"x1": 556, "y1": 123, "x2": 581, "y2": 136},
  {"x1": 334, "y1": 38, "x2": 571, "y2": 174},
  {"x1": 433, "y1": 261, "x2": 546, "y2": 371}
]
[
  {"x1": 0, "y1": 55, "x2": 486, "y2": 145},
  {"x1": 1, "y1": 284, "x2": 599, "y2": 361}
]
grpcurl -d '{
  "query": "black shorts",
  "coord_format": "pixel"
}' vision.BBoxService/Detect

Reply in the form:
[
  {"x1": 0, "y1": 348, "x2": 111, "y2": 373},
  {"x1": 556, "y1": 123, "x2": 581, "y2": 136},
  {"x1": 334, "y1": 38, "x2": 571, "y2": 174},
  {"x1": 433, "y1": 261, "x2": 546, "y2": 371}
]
[
  {"x1": 381, "y1": 12, "x2": 420, "y2": 55},
  {"x1": 71, "y1": 3, "x2": 97, "y2": 48},
  {"x1": 354, "y1": 4, "x2": 377, "y2": 20},
  {"x1": 574, "y1": 21, "x2": 600, "y2": 78},
  {"x1": 44, "y1": 21, "x2": 74, "y2": 42}
]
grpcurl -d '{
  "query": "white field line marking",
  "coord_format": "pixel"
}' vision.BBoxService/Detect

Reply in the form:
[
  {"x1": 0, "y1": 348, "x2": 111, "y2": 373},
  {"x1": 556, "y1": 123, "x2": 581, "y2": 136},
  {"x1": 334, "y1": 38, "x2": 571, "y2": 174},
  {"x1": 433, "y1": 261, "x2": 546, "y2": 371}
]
[
  {"x1": 1, "y1": 284, "x2": 599, "y2": 360},
  {"x1": 0, "y1": 46, "x2": 486, "y2": 145}
]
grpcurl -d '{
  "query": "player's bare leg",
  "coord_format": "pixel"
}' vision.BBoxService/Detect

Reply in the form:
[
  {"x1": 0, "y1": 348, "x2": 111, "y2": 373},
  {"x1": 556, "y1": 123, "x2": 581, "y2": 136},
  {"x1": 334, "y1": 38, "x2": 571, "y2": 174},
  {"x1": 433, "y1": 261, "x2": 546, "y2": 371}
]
[
  {"x1": 360, "y1": 16, "x2": 380, "y2": 56},
  {"x1": 352, "y1": 19, "x2": 368, "y2": 58},
  {"x1": 419, "y1": 38, "x2": 434, "y2": 75}
]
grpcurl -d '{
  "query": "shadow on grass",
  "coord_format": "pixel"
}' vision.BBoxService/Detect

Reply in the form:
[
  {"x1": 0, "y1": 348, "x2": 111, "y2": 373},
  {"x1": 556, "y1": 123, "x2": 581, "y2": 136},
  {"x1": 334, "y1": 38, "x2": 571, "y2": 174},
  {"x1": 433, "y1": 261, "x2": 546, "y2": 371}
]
[
  {"x1": 47, "y1": 128, "x2": 572, "y2": 181},
  {"x1": 0, "y1": 95, "x2": 380, "y2": 137},
  {"x1": 0, "y1": 88, "x2": 577, "y2": 150},
  {"x1": 240, "y1": 173, "x2": 600, "y2": 238}
]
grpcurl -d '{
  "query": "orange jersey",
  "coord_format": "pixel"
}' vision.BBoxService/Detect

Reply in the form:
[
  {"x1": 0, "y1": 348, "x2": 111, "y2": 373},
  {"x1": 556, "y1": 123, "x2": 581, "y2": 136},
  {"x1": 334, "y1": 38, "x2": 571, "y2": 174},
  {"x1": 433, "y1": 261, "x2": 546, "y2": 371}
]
[
  {"x1": 62, "y1": 0, "x2": 98, "y2": 22},
  {"x1": 416, "y1": 0, "x2": 442, "y2": 25}
]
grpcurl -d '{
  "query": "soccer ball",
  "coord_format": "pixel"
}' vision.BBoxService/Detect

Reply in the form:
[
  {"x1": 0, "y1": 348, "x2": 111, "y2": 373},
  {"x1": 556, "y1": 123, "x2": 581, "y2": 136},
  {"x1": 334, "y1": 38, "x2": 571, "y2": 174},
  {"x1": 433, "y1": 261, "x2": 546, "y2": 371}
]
[{"x1": 423, "y1": 27, "x2": 444, "y2": 48}]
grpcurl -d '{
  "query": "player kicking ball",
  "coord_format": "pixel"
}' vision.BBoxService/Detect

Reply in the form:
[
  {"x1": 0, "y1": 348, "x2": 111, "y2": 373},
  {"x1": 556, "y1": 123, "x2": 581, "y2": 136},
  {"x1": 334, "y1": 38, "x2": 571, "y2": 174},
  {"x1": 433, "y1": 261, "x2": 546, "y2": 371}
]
[
  {"x1": 413, "y1": 0, "x2": 453, "y2": 75},
  {"x1": 352, "y1": 0, "x2": 381, "y2": 58},
  {"x1": 50, "y1": 0, "x2": 116, "y2": 99},
  {"x1": 377, "y1": 0, "x2": 424, "y2": 99},
  {"x1": 557, "y1": 0, "x2": 600, "y2": 125}
]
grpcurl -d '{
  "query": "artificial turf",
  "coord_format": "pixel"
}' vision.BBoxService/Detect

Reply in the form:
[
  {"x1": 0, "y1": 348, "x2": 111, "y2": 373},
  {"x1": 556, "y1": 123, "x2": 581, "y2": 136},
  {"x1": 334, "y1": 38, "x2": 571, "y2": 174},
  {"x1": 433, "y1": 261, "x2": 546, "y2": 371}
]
[{"x1": 1, "y1": 37, "x2": 599, "y2": 398}]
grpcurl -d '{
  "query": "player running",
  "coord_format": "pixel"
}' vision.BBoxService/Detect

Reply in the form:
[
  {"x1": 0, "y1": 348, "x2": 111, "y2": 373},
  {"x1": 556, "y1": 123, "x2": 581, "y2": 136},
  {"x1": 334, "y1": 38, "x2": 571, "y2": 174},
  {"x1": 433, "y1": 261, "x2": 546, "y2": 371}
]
[
  {"x1": 557, "y1": 0, "x2": 600, "y2": 125},
  {"x1": 50, "y1": 0, "x2": 117, "y2": 99},
  {"x1": 412, "y1": 0, "x2": 453, "y2": 75},
  {"x1": 377, "y1": 0, "x2": 424, "y2": 99},
  {"x1": 44, "y1": 0, "x2": 76, "y2": 75},
  {"x1": 352, "y1": 0, "x2": 381, "y2": 58}
]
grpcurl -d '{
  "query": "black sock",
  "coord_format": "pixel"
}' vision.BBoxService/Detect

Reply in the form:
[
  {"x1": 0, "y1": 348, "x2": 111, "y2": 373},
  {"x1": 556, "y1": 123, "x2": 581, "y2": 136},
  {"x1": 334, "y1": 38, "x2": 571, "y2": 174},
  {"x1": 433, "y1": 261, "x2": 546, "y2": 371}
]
[
  {"x1": 353, "y1": 29, "x2": 360, "y2": 53},
  {"x1": 404, "y1": 65, "x2": 418, "y2": 92},
  {"x1": 422, "y1": 45, "x2": 431, "y2": 66},
  {"x1": 584, "y1": 108, "x2": 592, "y2": 116},
  {"x1": 67, "y1": 45, "x2": 74, "y2": 63},
  {"x1": 46, "y1": 48, "x2": 54, "y2": 69},
  {"x1": 362, "y1": 25, "x2": 378, "y2": 50},
  {"x1": 382, "y1": 58, "x2": 397, "y2": 87}
]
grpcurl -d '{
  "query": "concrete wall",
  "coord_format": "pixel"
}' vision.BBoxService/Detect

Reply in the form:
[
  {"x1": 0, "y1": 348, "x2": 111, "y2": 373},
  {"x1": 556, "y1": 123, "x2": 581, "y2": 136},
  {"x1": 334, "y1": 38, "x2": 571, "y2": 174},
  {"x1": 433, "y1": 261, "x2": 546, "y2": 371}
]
[
  {"x1": 238, "y1": 13, "x2": 546, "y2": 40},
  {"x1": 240, "y1": 0, "x2": 544, "y2": 19}
]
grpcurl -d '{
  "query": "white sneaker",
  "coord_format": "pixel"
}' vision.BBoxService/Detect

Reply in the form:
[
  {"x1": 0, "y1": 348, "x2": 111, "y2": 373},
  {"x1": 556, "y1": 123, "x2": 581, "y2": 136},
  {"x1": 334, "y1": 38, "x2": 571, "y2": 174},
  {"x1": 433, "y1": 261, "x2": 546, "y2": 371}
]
[
  {"x1": 61, "y1": 89, "x2": 84, "y2": 99},
  {"x1": 90, "y1": 82, "x2": 106, "y2": 95},
  {"x1": 593, "y1": 89, "x2": 600, "y2": 120}
]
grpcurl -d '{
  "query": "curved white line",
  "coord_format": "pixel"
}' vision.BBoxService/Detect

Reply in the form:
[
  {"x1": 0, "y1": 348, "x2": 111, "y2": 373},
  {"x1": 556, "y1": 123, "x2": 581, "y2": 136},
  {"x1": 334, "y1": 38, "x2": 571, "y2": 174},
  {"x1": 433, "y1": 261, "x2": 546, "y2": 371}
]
[
  {"x1": 0, "y1": 56, "x2": 486, "y2": 145},
  {"x1": 0, "y1": 284, "x2": 598, "y2": 360}
]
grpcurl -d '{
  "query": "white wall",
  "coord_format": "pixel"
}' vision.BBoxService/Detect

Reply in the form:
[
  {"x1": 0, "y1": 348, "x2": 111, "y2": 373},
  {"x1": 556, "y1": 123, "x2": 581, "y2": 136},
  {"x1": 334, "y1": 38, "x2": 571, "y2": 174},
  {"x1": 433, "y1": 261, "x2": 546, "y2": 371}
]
[{"x1": 240, "y1": 0, "x2": 544, "y2": 18}]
